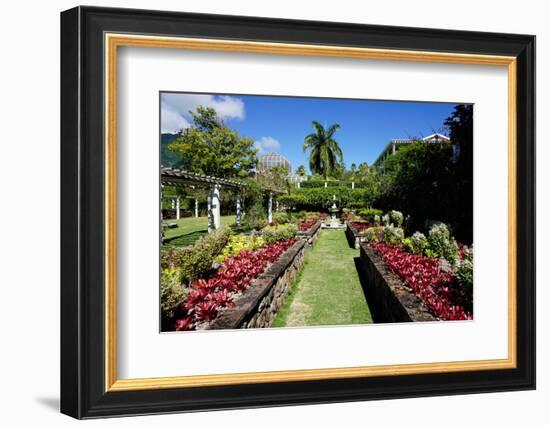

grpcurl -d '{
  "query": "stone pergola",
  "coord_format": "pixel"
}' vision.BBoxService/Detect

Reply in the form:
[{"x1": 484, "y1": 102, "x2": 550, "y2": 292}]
[{"x1": 161, "y1": 167, "x2": 283, "y2": 232}]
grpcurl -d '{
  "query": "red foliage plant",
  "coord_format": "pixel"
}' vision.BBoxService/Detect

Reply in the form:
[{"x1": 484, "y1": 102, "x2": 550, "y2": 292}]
[
  {"x1": 174, "y1": 239, "x2": 296, "y2": 331},
  {"x1": 370, "y1": 242, "x2": 472, "y2": 321},
  {"x1": 350, "y1": 221, "x2": 373, "y2": 233},
  {"x1": 299, "y1": 219, "x2": 318, "y2": 232}
]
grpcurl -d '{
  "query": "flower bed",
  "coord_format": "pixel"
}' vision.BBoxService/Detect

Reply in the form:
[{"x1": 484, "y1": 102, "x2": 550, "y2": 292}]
[
  {"x1": 299, "y1": 219, "x2": 318, "y2": 232},
  {"x1": 350, "y1": 221, "x2": 373, "y2": 233},
  {"x1": 370, "y1": 242, "x2": 472, "y2": 320},
  {"x1": 173, "y1": 239, "x2": 296, "y2": 331}
]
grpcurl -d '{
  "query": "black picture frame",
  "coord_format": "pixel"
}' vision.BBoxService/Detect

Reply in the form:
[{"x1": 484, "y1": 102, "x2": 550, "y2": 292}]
[{"x1": 61, "y1": 5, "x2": 535, "y2": 419}]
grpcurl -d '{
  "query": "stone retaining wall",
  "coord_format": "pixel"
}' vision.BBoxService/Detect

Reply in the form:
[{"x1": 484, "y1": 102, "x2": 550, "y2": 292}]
[
  {"x1": 345, "y1": 222, "x2": 363, "y2": 249},
  {"x1": 204, "y1": 239, "x2": 306, "y2": 330},
  {"x1": 298, "y1": 221, "x2": 322, "y2": 248},
  {"x1": 359, "y1": 243, "x2": 436, "y2": 322}
]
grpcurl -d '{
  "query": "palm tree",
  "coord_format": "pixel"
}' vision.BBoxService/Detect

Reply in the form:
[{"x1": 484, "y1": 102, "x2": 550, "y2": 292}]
[{"x1": 303, "y1": 121, "x2": 343, "y2": 181}]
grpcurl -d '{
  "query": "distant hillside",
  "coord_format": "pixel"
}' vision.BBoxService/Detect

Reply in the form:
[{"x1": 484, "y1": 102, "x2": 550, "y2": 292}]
[{"x1": 161, "y1": 133, "x2": 182, "y2": 168}]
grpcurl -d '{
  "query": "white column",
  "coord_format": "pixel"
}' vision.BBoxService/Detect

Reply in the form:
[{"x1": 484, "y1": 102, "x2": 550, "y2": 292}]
[
  {"x1": 392, "y1": 142, "x2": 396, "y2": 154},
  {"x1": 207, "y1": 190, "x2": 213, "y2": 232},
  {"x1": 268, "y1": 192, "x2": 273, "y2": 224},
  {"x1": 194, "y1": 197, "x2": 199, "y2": 218},
  {"x1": 160, "y1": 185, "x2": 163, "y2": 220},
  {"x1": 236, "y1": 193, "x2": 242, "y2": 226},
  {"x1": 211, "y1": 184, "x2": 221, "y2": 230},
  {"x1": 275, "y1": 199, "x2": 279, "y2": 212},
  {"x1": 351, "y1": 181, "x2": 355, "y2": 190},
  {"x1": 297, "y1": 181, "x2": 300, "y2": 188},
  {"x1": 176, "y1": 196, "x2": 180, "y2": 220},
  {"x1": 324, "y1": 181, "x2": 328, "y2": 188},
  {"x1": 171, "y1": 199, "x2": 175, "y2": 209}
]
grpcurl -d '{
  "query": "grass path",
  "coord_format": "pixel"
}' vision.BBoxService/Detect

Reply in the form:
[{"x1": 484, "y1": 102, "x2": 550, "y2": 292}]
[
  {"x1": 163, "y1": 215, "x2": 236, "y2": 247},
  {"x1": 272, "y1": 229, "x2": 373, "y2": 328}
]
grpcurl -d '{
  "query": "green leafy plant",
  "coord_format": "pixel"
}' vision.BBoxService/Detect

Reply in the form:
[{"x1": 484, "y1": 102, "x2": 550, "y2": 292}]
[
  {"x1": 273, "y1": 211, "x2": 291, "y2": 224},
  {"x1": 215, "y1": 234, "x2": 267, "y2": 263},
  {"x1": 364, "y1": 227, "x2": 379, "y2": 242},
  {"x1": 358, "y1": 208, "x2": 383, "y2": 222},
  {"x1": 382, "y1": 224, "x2": 404, "y2": 245},
  {"x1": 161, "y1": 267, "x2": 187, "y2": 319},
  {"x1": 410, "y1": 231, "x2": 428, "y2": 255},
  {"x1": 389, "y1": 210, "x2": 404, "y2": 226},
  {"x1": 428, "y1": 223, "x2": 459, "y2": 264},
  {"x1": 260, "y1": 223, "x2": 298, "y2": 245}
]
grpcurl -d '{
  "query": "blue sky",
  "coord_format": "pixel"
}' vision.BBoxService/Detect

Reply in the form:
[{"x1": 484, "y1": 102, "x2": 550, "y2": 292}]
[{"x1": 161, "y1": 92, "x2": 459, "y2": 171}]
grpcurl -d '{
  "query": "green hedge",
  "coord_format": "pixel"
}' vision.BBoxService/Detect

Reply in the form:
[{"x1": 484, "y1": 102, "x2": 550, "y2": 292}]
[
  {"x1": 279, "y1": 186, "x2": 374, "y2": 210},
  {"x1": 300, "y1": 180, "x2": 368, "y2": 189}
]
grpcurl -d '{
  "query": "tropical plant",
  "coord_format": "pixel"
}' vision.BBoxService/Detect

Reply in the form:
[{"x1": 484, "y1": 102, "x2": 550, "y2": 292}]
[
  {"x1": 428, "y1": 223, "x2": 459, "y2": 264},
  {"x1": 303, "y1": 121, "x2": 343, "y2": 181}
]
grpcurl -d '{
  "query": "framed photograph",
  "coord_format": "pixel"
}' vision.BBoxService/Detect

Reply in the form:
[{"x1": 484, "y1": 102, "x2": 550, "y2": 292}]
[{"x1": 60, "y1": 6, "x2": 535, "y2": 419}]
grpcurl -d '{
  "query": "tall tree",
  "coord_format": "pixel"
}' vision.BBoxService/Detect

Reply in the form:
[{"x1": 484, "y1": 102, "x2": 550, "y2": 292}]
[
  {"x1": 296, "y1": 165, "x2": 307, "y2": 177},
  {"x1": 303, "y1": 121, "x2": 343, "y2": 181},
  {"x1": 168, "y1": 107, "x2": 257, "y2": 178}
]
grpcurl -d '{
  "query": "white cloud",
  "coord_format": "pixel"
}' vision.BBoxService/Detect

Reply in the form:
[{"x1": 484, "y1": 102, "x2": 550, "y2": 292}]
[
  {"x1": 160, "y1": 93, "x2": 245, "y2": 133},
  {"x1": 254, "y1": 136, "x2": 281, "y2": 155}
]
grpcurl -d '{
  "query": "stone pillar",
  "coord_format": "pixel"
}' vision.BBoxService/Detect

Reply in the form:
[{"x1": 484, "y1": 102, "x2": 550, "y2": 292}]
[
  {"x1": 268, "y1": 192, "x2": 273, "y2": 224},
  {"x1": 171, "y1": 198, "x2": 175, "y2": 209},
  {"x1": 392, "y1": 142, "x2": 396, "y2": 155},
  {"x1": 276, "y1": 199, "x2": 279, "y2": 212},
  {"x1": 297, "y1": 181, "x2": 300, "y2": 189},
  {"x1": 176, "y1": 196, "x2": 180, "y2": 220},
  {"x1": 194, "y1": 197, "x2": 199, "y2": 218},
  {"x1": 351, "y1": 181, "x2": 355, "y2": 190},
  {"x1": 236, "y1": 193, "x2": 242, "y2": 226},
  {"x1": 324, "y1": 181, "x2": 328, "y2": 188}
]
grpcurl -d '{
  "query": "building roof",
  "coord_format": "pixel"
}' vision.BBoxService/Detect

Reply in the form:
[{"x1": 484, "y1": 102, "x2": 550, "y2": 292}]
[
  {"x1": 373, "y1": 133, "x2": 451, "y2": 166},
  {"x1": 257, "y1": 152, "x2": 292, "y2": 173}
]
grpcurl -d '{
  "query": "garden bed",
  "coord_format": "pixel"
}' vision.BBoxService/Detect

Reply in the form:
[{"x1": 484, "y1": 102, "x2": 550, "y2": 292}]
[
  {"x1": 345, "y1": 222, "x2": 365, "y2": 249},
  {"x1": 298, "y1": 220, "x2": 322, "y2": 247},
  {"x1": 358, "y1": 242, "x2": 436, "y2": 323},
  {"x1": 203, "y1": 239, "x2": 306, "y2": 329}
]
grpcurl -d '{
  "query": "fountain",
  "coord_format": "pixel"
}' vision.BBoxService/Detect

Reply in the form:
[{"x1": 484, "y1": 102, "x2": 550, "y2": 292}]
[{"x1": 323, "y1": 194, "x2": 346, "y2": 229}]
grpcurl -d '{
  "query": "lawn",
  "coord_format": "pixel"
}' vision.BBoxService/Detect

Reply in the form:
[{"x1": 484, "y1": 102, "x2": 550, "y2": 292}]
[
  {"x1": 163, "y1": 215, "x2": 236, "y2": 247},
  {"x1": 272, "y1": 229, "x2": 373, "y2": 327}
]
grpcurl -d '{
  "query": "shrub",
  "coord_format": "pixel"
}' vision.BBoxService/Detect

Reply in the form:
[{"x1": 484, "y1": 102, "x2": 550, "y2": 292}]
[
  {"x1": 261, "y1": 223, "x2": 298, "y2": 244},
  {"x1": 454, "y1": 246, "x2": 473, "y2": 291},
  {"x1": 373, "y1": 214, "x2": 381, "y2": 225},
  {"x1": 162, "y1": 228, "x2": 231, "y2": 285},
  {"x1": 428, "y1": 223, "x2": 459, "y2": 264},
  {"x1": 294, "y1": 210, "x2": 307, "y2": 220},
  {"x1": 410, "y1": 231, "x2": 428, "y2": 255},
  {"x1": 382, "y1": 213, "x2": 390, "y2": 226},
  {"x1": 244, "y1": 203, "x2": 267, "y2": 230},
  {"x1": 161, "y1": 267, "x2": 187, "y2": 319},
  {"x1": 358, "y1": 208, "x2": 383, "y2": 222},
  {"x1": 389, "y1": 210, "x2": 404, "y2": 226},
  {"x1": 364, "y1": 227, "x2": 379, "y2": 242},
  {"x1": 273, "y1": 211, "x2": 290, "y2": 224},
  {"x1": 382, "y1": 224, "x2": 404, "y2": 245},
  {"x1": 216, "y1": 234, "x2": 266, "y2": 263},
  {"x1": 402, "y1": 237, "x2": 414, "y2": 253}
]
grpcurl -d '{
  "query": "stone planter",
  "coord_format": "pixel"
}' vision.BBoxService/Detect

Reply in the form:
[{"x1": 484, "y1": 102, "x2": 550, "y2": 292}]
[
  {"x1": 203, "y1": 239, "x2": 306, "y2": 330},
  {"x1": 358, "y1": 243, "x2": 436, "y2": 323},
  {"x1": 298, "y1": 221, "x2": 322, "y2": 248}
]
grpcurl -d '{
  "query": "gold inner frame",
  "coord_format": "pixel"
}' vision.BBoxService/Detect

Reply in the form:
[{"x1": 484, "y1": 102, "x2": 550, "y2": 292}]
[{"x1": 104, "y1": 33, "x2": 517, "y2": 392}]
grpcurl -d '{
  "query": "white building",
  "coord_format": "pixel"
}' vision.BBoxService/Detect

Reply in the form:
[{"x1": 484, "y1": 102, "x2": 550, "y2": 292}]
[{"x1": 373, "y1": 133, "x2": 451, "y2": 167}]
